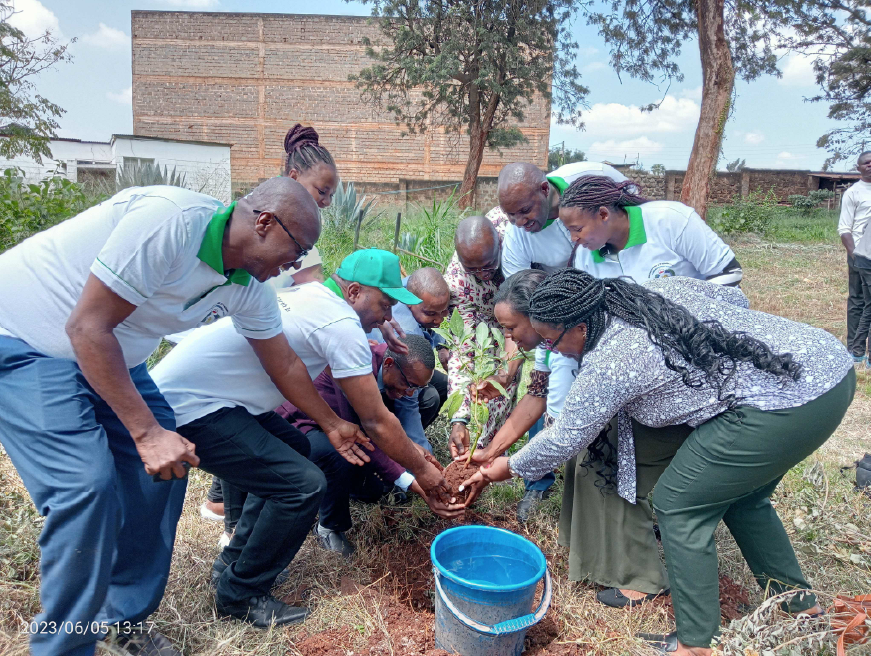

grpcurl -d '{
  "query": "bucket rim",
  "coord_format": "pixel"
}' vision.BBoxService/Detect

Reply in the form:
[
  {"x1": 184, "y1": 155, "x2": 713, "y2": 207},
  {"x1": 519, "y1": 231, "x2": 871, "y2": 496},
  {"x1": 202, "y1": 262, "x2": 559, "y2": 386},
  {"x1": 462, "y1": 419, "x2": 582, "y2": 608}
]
[{"x1": 430, "y1": 524, "x2": 546, "y2": 592}]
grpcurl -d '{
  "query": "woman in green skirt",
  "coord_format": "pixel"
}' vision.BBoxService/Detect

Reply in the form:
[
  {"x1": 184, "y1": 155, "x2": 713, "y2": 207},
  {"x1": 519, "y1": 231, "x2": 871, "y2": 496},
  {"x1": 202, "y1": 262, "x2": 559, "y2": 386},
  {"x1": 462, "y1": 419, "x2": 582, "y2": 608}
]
[{"x1": 461, "y1": 269, "x2": 855, "y2": 654}]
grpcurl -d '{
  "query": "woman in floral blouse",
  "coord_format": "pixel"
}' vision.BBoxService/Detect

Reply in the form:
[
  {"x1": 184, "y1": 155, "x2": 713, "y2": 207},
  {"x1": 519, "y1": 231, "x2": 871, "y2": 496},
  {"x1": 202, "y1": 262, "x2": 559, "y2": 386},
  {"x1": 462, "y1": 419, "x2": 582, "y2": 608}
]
[{"x1": 462, "y1": 269, "x2": 855, "y2": 655}]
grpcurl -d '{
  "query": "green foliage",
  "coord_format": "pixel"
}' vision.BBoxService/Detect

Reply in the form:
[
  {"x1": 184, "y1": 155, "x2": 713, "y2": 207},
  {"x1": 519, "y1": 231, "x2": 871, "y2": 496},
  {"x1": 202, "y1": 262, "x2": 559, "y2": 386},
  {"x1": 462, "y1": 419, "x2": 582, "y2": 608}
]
[
  {"x1": 434, "y1": 308, "x2": 510, "y2": 462},
  {"x1": 321, "y1": 180, "x2": 377, "y2": 232},
  {"x1": 116, "y1": 160, "x2": 187, "y2": 192},
  {"x1": 0, "y1": 168, "x2": 105, "y2": 252},
  {"x1": 650, "y1": 163, "x2": 666, "y2": 176},
  {"x1": 709, "y1": 189, "x2": 778, "y2": 236},
  {"x1": 0, "y1": 1, "x2": 73, "y2": 163},
  {"x1": 352, "y1": 0, "x2": 588, "y2": 198},
  {"x1": 726, "y1": 158, "x2": 746, "y2": 172},
  {"x1": 789, "y1": 189, "x2": 835, "y2": 214},
  {"x1": 548, "y1": 146, "x2": 586, "y2": 170}
]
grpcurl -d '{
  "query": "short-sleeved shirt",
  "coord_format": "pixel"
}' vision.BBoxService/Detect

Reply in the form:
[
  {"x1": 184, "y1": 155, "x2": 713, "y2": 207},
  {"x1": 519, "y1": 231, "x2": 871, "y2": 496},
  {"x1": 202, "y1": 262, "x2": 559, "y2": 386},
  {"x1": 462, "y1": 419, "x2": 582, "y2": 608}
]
[
  {"x1": 839, "y1": 181, "x2": 871, "y2": 266},
  {"x1": 533, "y1": 346, "x2": 578, "y2": 418},
  {"x1": 0, "y1": 186, "x2": 281, "y2": 367},
  {"x1": 501, "y1": 161, "x2": 628, "y2": 277},
  {"x1": 151, "y1": 281, "x2": 373, "y2": 427},
  {"x1": 572, "y1": 201, "x2": 735, "y2": 283}
]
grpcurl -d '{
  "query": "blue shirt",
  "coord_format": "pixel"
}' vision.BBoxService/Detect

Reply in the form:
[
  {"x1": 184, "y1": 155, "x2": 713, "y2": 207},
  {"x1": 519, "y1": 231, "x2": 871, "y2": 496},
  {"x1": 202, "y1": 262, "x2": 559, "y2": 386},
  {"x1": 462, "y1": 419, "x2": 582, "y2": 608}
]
[{"x1": 376, "y1": 364, "x2": 432, "y2": 452}]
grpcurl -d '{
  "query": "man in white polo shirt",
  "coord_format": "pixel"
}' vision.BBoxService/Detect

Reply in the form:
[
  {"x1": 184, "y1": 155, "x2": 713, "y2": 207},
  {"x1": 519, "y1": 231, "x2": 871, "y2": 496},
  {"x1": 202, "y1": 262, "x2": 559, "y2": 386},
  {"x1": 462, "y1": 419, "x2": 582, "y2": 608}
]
[
  {"x1": 150, "y1": 250, "x2": 458, "y2": 620},
  {"x1": 838, "y1": 151, "x2": 871, "y2": 366},
  {"x1": 0, "y1": 178, "x2": 368, "y2": 656}
]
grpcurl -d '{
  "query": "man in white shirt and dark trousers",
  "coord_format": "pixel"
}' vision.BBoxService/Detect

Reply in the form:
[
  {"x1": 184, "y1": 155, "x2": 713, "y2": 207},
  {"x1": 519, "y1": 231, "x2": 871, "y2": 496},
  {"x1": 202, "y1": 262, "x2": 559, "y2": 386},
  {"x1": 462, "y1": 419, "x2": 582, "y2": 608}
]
[
  {"x1": 838, "y1": 151, "x2": 871, "y2": 367},
  {"x1": 0, "y1": 179, "x2": 369, "y2": 655}
]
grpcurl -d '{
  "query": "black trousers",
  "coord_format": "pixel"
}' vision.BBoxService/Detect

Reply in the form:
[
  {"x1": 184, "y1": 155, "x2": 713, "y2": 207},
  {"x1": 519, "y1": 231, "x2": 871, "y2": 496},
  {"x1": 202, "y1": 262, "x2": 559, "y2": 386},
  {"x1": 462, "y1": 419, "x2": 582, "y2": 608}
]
[
  {"x1": 179, "y1": 407, "x2": 325, "y2": 602},
  {"x1": 848, "y1": 257, "x2": 871, "y2": 357}
]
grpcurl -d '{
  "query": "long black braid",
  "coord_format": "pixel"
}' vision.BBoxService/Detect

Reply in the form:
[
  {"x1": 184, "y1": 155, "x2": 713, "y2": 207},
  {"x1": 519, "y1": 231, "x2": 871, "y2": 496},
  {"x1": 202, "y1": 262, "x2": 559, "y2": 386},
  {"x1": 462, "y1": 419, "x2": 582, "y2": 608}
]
[
  {"x1": 530, "y1": 268, "x2": 802, "y2": 400},
  {"x1": 283, "y1": 123, "x2": 336, "y2": 176},
  {"x1": 530, "y1": 268, "x2": 803, "y2": 491}
]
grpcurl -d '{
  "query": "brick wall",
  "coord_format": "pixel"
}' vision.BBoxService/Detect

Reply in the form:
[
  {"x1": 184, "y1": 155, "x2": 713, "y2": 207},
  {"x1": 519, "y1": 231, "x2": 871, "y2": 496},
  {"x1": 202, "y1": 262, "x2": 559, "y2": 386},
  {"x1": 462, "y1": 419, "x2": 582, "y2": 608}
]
[
  {"x1": 131, "y1": 11, "x2": 550, "y2": 194},
  {"x1": 661, "y1": 169, "x2": 817, "y2": 204}
]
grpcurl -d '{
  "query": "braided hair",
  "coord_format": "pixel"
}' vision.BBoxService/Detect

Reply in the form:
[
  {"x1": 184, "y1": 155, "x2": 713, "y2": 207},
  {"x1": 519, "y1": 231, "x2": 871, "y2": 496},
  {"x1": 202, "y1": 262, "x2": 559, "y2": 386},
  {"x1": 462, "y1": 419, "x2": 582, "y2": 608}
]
[
  {"x1": 559, "y1": 175, "x2": 648, "y2": 214},
  {"x1": 283, "y1": 123, "x2": 335, "y2": 176},
  {"x1": 529, "y1": 268, "x2": 802, "y2": 405}
]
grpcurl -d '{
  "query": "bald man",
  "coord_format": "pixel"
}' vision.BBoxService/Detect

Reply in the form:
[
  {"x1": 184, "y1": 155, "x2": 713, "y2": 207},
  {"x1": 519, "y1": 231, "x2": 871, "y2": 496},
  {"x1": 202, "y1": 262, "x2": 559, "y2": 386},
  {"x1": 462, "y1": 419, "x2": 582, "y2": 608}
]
[
  {"x1": 0, "y1": 178, "x2": 368, "y2": 654},
  {"x1": 443, "y1": 215, "x2": 522, "y2": 457},
  {"x1": 496, "y1": 161, "x2": 628, "y2": 276}
]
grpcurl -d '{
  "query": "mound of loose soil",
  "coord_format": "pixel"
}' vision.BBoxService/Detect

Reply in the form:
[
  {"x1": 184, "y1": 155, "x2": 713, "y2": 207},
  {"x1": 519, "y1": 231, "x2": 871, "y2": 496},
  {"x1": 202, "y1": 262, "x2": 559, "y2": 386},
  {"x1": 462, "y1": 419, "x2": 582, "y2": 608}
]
[
  {"x1": 650, "y1": 574, "x2": 752, "y2": 622},
  {"x1": 442, "y1": 460, "x2": 481, "y2": 504}
]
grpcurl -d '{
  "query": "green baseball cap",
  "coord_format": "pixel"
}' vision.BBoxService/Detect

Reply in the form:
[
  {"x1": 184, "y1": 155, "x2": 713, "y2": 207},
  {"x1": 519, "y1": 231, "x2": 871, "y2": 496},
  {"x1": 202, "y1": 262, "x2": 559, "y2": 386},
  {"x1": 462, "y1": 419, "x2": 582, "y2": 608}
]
[{"x1": 336, "y1": 249, "x2": 422, "y2": 305}]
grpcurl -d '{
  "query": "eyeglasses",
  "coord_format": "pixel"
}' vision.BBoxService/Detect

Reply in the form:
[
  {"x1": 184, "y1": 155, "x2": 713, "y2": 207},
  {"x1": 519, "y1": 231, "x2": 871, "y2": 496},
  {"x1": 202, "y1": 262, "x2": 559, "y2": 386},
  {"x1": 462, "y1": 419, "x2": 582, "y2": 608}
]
[
  {"x1": 550, "y1": 326, "x2": 570, "y2": 351},
  {"x1": 395, "y1": 360, "x2": 426, "y2": 392},
  {"x1": 253, "y1": 209, "x2": 309, "y2": 263},
  {"x1": 463, "y1": 251, "x2": 501, "y2": 276}
]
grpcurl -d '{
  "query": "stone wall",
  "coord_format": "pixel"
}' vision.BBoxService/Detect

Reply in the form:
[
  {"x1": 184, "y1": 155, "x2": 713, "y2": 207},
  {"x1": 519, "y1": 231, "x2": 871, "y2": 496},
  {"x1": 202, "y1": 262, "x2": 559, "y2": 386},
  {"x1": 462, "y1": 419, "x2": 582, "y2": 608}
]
[
  {"x1": 662, "y1": 169, "x2": 817, "y2": 204},
  {"x1": 131, "y1": 11, "x2": 550, "y2": 195}
]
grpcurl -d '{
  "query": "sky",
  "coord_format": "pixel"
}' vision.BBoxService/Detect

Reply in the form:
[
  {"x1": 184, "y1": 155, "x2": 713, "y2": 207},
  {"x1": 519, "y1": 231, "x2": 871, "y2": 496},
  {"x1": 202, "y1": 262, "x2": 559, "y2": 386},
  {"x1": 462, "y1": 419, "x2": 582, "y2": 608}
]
[{"x1": 8, "y1": 0, "x2": 857, "y2": 172}]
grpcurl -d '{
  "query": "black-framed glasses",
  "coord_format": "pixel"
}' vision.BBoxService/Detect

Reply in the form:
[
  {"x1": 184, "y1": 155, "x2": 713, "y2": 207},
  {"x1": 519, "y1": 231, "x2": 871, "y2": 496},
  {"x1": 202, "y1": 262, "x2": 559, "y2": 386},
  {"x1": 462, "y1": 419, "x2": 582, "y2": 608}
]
[
  {"x1": 550, "y1": 326, "x2": 570, "y2": 351},
  {"x1": 253, "y1": 209, "x2": 309, "y2": 262},
  {"x1": 395, "y1": 360, "x2": 426, "y2": 392}
]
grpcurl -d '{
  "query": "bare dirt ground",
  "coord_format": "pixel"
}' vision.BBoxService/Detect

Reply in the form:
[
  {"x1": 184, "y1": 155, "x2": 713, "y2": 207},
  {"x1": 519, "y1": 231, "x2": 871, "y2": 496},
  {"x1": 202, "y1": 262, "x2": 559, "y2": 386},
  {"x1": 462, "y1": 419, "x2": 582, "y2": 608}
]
[{"x1": 1, "y1": 238, "x2": 870, "y2": 655}]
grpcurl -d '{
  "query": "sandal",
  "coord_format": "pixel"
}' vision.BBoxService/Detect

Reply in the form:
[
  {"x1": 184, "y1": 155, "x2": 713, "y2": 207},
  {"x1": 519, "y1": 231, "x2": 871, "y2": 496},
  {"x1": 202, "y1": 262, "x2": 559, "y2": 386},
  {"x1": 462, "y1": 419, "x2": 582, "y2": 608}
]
[
  {"x1": 638, "y1": 631, "x2": 678, "y2": 653},
  {"x1": 597, "y1": 587, "x2": 669, "y2": 608}
]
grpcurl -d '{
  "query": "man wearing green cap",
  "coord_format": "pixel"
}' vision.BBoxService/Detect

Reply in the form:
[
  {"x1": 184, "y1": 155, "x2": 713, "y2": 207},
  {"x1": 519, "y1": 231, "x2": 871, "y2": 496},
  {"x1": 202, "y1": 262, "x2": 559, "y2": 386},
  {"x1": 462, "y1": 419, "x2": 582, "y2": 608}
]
[{"x1": 151, "y1": 249, "x2": 457, "y2": 627}]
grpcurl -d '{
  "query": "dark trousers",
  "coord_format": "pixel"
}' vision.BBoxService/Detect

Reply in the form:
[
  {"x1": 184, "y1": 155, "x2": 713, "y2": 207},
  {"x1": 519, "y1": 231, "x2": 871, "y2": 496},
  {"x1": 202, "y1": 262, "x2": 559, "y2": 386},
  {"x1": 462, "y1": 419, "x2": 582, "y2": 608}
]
[
  {"x1": 848, "y1": 257, "x2": 871, "y2": 357},
  {"x1": 420, "y1": 369, "x2": 448, "y2": 428},
  {"x1": 0, "y1": 337, "x2": 186, "y2": 656},
  {"x1": 307, "y1": 428, "x2": 385, "y2": 532},
  {"x1": 654, "y1": 370, "x2": 855, "y2": 647},
  {"x1": 207, "y1": 476, "x2": 223, "y2": 504},
  {"x1": 524, "y1": 415, "x2": 557, "y2": 493},
  {"x1": 178, "y1": 407, "x2": 326, "y2": 603}
]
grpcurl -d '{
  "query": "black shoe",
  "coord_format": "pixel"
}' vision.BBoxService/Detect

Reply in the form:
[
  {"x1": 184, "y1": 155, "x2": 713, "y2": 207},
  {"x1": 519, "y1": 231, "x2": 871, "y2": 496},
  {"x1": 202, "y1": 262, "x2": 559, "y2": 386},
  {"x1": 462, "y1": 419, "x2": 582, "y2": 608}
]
[
  {"x1": 210, "y1": 557, "x2": 290, "y2": 589},
  {"x1": 597, "y1": 588, "x2": 669, "y2": 608},
  {"x1": 638, "y1": 631, "x2": 679, "y2": 653},
  {"x1": 381, "y1": 484, "x2": 410, "y2": 506},
  {"x1": 215, "y1": 594, "x2": 309, "y2": 628},
  {"x1": 115, "y1": 629, "x2": 182, "y2": 655},
  {"x1": 517, "y1": 489, "x2": 550, "y2": 523},
  {"x1": 857, "y1": 453, "x2": 871, "y2": 489},
  {"x1": 312, "y1": 524, "x2": 355, "y2": 557}
]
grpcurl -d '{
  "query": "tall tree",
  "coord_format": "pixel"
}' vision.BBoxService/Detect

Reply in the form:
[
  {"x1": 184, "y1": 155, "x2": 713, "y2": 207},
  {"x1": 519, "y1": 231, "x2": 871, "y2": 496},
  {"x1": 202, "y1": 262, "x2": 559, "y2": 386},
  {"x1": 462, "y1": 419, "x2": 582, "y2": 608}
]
[
  {"x1": 351, "y1": 0, "x2": 588, "y2": 207},
  {"x1": 586, "y1": 0, "x2": 796, "y2": 217},
  {"x1": 0, "y1": 0, "x2": 72, "y2": 163},
  {"x1": 548, "y1": 144, "x2": 586, "y2": 169}
]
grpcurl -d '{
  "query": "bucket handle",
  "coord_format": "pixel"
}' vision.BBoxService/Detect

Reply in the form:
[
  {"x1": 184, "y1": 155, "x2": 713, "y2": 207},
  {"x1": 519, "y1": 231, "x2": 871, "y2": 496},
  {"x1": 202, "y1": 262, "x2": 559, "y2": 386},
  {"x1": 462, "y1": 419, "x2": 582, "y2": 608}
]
[{"x1": 433, "y1": 567, "x2": 552, "y2": 636}]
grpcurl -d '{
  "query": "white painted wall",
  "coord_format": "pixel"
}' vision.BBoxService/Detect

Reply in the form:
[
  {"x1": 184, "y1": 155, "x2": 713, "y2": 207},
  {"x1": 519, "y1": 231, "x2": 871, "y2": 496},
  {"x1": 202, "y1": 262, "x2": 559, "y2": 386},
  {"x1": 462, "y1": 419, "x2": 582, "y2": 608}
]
[{"x1": 0, "y1": 135, "x2": 232, "y2": 204}]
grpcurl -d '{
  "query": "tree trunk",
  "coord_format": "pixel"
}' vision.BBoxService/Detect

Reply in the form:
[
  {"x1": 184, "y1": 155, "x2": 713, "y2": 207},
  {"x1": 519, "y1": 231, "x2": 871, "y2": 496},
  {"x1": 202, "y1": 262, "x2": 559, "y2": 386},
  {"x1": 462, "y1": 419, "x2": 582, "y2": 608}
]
[
  {"x1": 458, "y1": 125, "x2": 488, "y2": 209},
  {"x1": 680, "y1": 0, "x2": 735, "y2": 219}
]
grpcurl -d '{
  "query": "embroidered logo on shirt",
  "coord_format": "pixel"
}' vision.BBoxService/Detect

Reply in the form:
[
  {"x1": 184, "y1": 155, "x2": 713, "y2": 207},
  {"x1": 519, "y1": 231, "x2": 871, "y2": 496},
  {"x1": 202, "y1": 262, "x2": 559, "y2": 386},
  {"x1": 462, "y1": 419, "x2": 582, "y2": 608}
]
[
  {"x1": 201, "y1": 302, "x2": 229, "y2": 325},
  {"x1": 649, "y1": 263, "x2": 677, "y2": 279}
]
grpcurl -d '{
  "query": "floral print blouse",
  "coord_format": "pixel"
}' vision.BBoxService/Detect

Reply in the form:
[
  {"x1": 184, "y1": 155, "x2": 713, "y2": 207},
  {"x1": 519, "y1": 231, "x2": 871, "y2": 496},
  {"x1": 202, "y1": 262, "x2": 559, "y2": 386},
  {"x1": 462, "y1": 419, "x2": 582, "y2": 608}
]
[{"x1": 508, "y1": 276, "x2": 854, "y2": 502}]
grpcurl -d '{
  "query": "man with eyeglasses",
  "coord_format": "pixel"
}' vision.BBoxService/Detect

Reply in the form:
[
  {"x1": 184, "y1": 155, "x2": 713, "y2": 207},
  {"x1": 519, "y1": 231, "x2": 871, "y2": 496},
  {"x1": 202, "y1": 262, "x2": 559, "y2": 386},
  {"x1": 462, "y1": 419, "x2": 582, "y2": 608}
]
[
  {"x1": 0, "y1": 177, "x2": 372, "y2": 655},
  {"x1": 151, "y1": 249, "x2": 461, "y2": 600},
  {"x1": 443, "y1": 214, "x2": 523, "y2": 460},
  {"x1": 279, "y1": 333, "x2": 445, "y2": 556}
]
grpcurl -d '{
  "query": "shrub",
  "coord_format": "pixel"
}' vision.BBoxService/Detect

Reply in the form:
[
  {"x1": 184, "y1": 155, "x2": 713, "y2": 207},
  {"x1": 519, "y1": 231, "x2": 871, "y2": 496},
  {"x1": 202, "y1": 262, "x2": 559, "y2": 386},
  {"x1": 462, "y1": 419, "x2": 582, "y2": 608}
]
[
  {"x1": 711, "y1": 189, "x2": 778, "y2": 236},
  {"x1": 789, "y1": 189, "x2": 835, "y2": 214},
  {"x1": 116, "y1": 160, "x2": 187, "y2": 192},
  {"x1": 0, "y1": 168, "x2": 105, "y2": 253},
  {"x1": 321, "y1": 180, "x2": 377, "y2": 231}
]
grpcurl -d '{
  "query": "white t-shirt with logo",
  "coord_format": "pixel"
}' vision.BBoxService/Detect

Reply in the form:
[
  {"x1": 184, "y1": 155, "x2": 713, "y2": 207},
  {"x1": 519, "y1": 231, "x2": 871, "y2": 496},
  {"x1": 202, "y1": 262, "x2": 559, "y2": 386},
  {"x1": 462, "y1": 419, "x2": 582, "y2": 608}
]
[
  {"x1": 572, "y1": 201, "x2": 734, "y2": 283},
  {"x1": 501, "y1": 161, "x2": 628, "y2": 277},
  {"x1": 152, "y1": 282, "x2": 374, "y2": 427},
  {"x1": 0, "y1": 186, "x2": 281, "y2": 367},
  {"x1": 533, "y1": 346, "x2": 578, "y2": 418},
  {"x1": 838, "y1": 180, "x2": 871, "y2": 260}
]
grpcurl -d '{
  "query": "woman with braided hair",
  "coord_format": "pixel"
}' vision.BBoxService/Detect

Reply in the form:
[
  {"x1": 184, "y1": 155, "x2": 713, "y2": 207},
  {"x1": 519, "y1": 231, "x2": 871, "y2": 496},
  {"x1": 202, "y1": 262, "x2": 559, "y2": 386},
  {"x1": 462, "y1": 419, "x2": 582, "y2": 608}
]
[
  {"x1": 461, "y1": 269, "x2": 855, "y2": 655},
  {"x1": 282, "y1": 123, "x2": 338, "y2": 209},
  {"x1": 561, "y1": 175, "x2": 743, "y2": 285}
]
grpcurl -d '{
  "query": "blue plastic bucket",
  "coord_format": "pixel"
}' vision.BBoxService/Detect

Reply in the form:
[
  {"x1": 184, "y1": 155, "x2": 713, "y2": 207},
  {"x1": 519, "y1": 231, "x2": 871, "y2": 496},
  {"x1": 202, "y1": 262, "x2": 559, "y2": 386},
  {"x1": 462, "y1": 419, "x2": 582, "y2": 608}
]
[{"x1": 431, "y1": 525, "x2": 552, "y2": 656}]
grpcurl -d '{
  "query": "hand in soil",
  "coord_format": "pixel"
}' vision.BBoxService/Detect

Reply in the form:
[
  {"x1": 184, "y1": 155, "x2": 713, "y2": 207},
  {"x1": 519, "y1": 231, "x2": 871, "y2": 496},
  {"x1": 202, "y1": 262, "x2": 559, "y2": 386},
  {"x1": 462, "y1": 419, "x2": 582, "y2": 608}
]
[
  {"x1": 444, "y1": 460, "x2": 482, "y2": 506},
  {"x1": 411, "y1": 480, "x2": 466, "y2": 519},
  {"x1": 414, "y1": 458, "x2": 455, "y2": 505}
]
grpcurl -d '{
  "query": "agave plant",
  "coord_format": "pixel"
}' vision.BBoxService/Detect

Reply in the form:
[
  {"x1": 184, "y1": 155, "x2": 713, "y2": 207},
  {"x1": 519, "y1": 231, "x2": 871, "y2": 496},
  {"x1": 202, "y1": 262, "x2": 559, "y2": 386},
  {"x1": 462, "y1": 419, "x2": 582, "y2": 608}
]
[
  {"x1": 116, "y1": 160, "x2": 187, "y2": 192},
  {"x1": 321, "y1": 180, "x2": 376, "y2": 231},
  {"x1": 434, "y1": 308, "x2": 509, "y2": 464}
]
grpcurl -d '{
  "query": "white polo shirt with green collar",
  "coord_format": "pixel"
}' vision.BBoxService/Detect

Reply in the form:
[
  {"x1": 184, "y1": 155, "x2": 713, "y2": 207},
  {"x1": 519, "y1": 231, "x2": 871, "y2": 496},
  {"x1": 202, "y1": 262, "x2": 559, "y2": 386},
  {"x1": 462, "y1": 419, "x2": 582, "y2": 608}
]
[
  {"x1": 501, "y1": 161, "x2": 628, "y2": 277},
  {"x1": 572, "y1": 200, "x2": 735, "y2": 283},
  {"x1": 0, "y1": 185, "x2": 282, "y2": 367}
]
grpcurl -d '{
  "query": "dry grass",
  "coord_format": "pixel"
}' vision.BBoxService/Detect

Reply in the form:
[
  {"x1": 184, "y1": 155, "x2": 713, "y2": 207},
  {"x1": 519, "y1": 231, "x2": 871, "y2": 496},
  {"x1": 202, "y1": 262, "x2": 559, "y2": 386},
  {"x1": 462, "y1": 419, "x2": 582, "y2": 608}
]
[{"x1": 2, "y1": 237, "x2": 871, "y2": 655}]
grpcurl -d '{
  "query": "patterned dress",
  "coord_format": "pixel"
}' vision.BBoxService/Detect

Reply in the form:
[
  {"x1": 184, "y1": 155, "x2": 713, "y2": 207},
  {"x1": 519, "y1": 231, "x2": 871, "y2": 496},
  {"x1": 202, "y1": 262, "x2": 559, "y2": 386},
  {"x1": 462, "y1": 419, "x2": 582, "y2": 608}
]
[
  {"x1": 444, "y1": 207, "x2": 519, "y2": 445},
  {"x1": 509, "y1": 276, "x2": 854, "y2": 501}
]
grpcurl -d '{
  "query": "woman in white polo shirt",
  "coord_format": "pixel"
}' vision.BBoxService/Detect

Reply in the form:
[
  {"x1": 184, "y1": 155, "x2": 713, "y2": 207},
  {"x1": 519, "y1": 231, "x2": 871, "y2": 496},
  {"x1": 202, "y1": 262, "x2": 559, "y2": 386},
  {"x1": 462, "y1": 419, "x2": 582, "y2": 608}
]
[{"x1": 555, "y1": 175, "x2": 743, "y2": 609}]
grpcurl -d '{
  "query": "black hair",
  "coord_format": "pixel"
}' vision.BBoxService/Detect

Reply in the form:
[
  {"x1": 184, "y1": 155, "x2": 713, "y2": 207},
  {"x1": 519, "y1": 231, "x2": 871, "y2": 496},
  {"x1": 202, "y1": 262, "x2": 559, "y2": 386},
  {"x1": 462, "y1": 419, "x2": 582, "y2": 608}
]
[
  {"x1": 859, "y1": 151, "x2": 871, "y2": 163},
  {"x1": 386, "y1": 334, "x2": 436, "y2": 372},
  {"x1": 529, "y1": 268, "x2": 802, "y2": 402},
  {"x1": 494, "y1": 269, "x2": 547, "y2": 316},
  {"x1": 559, "y1": 175, "x2": 648, "y2": 214},
  {"x1": 283, "y1": 123, "x2": 336, "y2": 176}
]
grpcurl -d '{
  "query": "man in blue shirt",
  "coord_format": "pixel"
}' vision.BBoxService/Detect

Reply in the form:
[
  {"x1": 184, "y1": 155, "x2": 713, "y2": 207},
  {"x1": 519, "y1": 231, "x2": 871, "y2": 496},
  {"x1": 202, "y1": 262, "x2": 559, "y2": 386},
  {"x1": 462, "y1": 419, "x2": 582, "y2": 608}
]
[{"x1": 368, "y1": 267, "x2": 450, "y2": 451}]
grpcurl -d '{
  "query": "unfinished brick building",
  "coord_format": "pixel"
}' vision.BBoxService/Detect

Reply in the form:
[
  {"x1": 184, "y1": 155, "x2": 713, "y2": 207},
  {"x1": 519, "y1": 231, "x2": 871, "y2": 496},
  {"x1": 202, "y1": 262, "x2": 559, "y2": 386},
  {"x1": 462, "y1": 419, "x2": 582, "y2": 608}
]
[{"x1": 130, "y1": 11, "x2": 551, "y2": 200}]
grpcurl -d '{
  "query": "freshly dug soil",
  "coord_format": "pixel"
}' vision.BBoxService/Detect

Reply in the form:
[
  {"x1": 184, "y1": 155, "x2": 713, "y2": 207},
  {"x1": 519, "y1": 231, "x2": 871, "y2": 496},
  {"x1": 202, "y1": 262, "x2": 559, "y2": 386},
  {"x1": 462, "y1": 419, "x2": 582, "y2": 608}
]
[
  {"x1": 442, "y1": 460, "x2": 481, "y2": 504},
  {"x1": 650, "y1": 574, "x2": 753, "y2": 622}
]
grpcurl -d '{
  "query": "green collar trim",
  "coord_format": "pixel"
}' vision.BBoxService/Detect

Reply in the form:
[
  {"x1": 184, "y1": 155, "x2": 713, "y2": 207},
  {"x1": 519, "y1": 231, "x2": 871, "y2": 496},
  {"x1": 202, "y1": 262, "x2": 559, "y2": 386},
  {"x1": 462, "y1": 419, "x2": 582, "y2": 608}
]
[
  {"x1": 323, "y1": 277, "x2": 344, "y2": 299},
  {"x1": 546, "y1": 174, "x2": 568, "y2": 193},
  {"x1": 197, "y1": 202, "x2": 251, "y2": 286},
  {"x1": 591, "y1": 205, "x2": 647, "y2": 263},
  {"x1": 544, "y1": 217, "x2": 557, "y2": 228}
]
